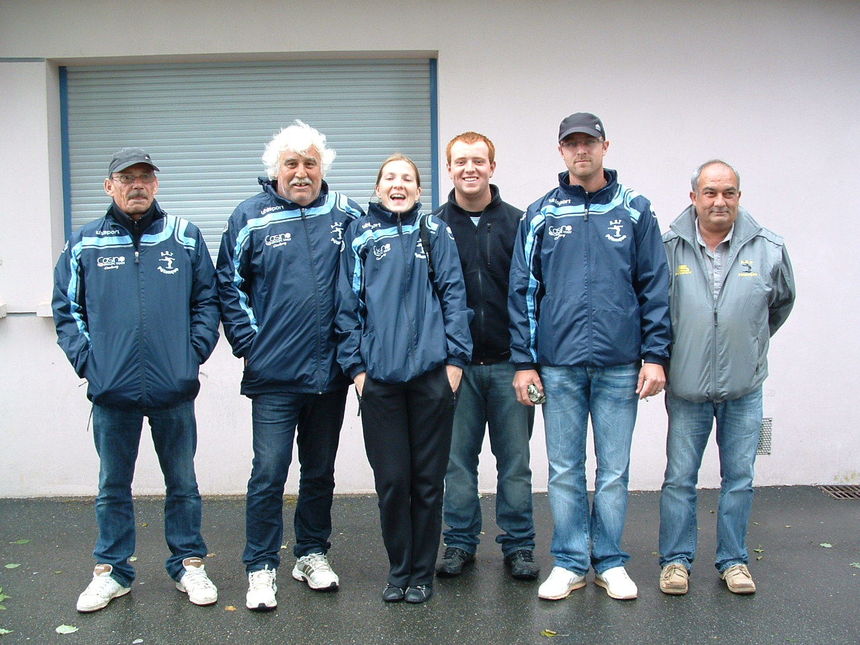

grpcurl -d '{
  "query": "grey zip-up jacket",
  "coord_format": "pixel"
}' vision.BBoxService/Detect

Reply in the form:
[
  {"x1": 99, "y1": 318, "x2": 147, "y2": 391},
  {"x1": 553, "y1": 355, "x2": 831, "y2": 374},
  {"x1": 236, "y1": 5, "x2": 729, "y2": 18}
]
[{"x1": 663, "y1": 206, "x2": 795, "y2": 402}]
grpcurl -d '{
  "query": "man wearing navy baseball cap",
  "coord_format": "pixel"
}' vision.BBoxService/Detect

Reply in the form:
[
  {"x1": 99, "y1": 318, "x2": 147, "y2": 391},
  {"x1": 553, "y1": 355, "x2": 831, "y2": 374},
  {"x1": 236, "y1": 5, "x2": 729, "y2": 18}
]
[
  {"x1": 509, "y1": 112, "x2": 671, "y2": 601},
  {"x1": 53, "y1": 147, "x2": 220, "y2": 612}
]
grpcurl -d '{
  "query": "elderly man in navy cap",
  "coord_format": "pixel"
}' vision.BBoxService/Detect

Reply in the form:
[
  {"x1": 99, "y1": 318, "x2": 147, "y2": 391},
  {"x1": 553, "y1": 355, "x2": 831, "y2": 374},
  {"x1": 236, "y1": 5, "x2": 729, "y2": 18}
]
[
  {"x1": 509, "y1": 113, "x2": 671, "y2": 601},
  {"x1": 53, "y1": 147, "x2": 220, "y2": 612}
]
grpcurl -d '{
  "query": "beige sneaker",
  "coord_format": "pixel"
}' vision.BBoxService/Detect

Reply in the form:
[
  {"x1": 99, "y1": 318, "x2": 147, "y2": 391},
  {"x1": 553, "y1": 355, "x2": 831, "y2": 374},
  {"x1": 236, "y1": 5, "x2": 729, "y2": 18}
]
[
  {"x1": 721, "y1": 564, "x2": 756, "y2": 594},
  {"x1": 659, "y1": 563, "x2": 689, "y2": 595}
]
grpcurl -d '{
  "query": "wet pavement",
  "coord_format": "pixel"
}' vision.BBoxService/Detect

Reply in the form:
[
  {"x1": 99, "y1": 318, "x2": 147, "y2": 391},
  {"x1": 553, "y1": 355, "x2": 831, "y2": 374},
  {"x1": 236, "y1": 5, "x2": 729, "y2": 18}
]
[{"x1": 0, "y1": 486, "x2": 858, "y2": 644}]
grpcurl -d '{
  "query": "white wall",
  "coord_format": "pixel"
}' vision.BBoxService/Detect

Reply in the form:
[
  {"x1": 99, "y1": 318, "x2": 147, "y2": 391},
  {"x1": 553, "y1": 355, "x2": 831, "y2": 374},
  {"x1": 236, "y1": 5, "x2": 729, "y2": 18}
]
[{"x1": 1, "y1": 0, "x2": 858, "y2": 496}]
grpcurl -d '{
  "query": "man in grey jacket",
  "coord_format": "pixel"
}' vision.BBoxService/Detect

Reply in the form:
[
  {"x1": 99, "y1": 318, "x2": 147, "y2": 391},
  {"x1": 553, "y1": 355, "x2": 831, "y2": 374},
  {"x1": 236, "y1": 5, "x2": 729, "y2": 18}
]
[{"x1": 658, "y1": 160, "x2": 795, "y2": 596}]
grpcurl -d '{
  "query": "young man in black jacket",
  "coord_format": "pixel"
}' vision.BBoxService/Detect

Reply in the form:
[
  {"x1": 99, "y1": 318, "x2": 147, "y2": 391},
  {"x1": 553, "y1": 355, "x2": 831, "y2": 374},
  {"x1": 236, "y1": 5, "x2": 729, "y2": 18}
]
[{"x1": 434, "y1": 132, "x2": 538, "y2": 581}]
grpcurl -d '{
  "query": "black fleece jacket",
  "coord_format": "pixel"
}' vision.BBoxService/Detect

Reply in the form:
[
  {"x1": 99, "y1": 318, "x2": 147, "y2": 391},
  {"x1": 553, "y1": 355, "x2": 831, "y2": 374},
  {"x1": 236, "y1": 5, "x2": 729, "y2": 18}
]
[{"x1": 433, "y1": 185, "x2": 522, "y2": 364}]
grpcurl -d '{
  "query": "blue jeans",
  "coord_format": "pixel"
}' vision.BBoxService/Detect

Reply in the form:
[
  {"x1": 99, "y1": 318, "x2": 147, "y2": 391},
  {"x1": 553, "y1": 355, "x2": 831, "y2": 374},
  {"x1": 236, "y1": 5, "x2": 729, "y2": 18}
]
[
  {"x1": 659, "y1": 387, "x2": 762, "y2": 573},
  {"x1": 541, "y1": 363, "x2": 639, "y2": 575},
  {"x1": 92, "y1": 400, "x2": 206, "y2": 587},
  {"x1": 243, "y1": 388, "x2": 347, "y2": 572},
  {"x1": 442, "y1": 362, "x2": 535, "y2": 555}
]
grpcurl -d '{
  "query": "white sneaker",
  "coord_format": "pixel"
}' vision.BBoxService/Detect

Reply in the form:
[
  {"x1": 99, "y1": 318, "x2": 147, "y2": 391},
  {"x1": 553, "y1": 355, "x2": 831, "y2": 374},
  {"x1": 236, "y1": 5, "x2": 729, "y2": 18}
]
[
  {"x1": 538, "y1": 566, "x2": 586, "y2": 600},
  {"x1": 292, "y1": 553, "x2": 339, "y2": 591},
  {"x1": 175, "y1": 557, "x2": 218, "y2": 606},
  {"x1": 246, "y1": 566, "x2": 277, "y2": 611},
  {"x1": 595, "y1": 566, "x2": 638, "y2": 600},
  {"x1": 76, "y1": 564, "x2": 131, "y2": 612}
]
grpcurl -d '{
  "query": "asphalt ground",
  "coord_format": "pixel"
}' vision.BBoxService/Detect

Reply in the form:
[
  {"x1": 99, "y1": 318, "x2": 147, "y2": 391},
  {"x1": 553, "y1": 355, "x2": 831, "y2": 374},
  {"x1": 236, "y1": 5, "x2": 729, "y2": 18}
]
[{"x1": 0, "y1": 487, "x2": 857, "y2": 644}]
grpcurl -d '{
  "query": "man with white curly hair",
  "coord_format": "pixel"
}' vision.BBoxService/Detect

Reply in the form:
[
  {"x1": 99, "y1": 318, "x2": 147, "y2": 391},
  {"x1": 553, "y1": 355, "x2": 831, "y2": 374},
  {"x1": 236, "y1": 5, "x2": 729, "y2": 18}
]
[{"x1": 217, "y1": 120, "x2": 364, "y2": 611}]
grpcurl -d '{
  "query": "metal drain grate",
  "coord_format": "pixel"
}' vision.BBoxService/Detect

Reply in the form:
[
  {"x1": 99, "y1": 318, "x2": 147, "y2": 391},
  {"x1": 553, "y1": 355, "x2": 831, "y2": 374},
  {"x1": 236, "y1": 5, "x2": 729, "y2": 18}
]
[
  {"x1": 820, "y1": 485, "x2": 860, "y2": 500},
  {"x1": 757, "y1": 417, "x2": 772, "y2": 455}
]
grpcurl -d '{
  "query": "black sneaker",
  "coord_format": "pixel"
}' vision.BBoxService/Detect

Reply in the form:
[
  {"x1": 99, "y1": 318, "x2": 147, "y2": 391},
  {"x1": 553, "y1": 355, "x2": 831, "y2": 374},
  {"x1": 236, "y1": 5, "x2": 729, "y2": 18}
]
[
  {"x1": 504, "y1": 549, "x2": 540, "y2": 580},
  {"x1": 404, "y1": 584, "x2": 433, "y2": 603},
  {"x1": 436, "y1": 547, "x2": 475, "y2": 577}
]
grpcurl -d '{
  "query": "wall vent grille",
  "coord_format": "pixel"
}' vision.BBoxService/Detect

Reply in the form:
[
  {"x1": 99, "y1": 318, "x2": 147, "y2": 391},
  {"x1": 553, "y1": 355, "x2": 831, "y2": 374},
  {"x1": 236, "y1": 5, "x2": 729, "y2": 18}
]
[{"x1": 757, "y1": 417, "x2": 773, "y2": 455}]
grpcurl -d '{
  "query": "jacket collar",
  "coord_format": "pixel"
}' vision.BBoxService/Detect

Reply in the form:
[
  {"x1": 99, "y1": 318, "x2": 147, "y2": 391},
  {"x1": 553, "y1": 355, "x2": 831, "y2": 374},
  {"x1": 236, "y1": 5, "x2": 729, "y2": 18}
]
[
  {"x1": 557, "y1": 168, "x2": 618, "y2": 203},
  {"x1": 107, "y1": 200, "x2": 164, "y2": 237},
  {"x1": 443, "y1": 184, "x2": 502, "y2": 215},
  {"x1": 259, "y1": 177, "x2": 330, "y2": 209},
  {"x1": 670, "y1": 205, "x2": 762, "y2": 248},
  {"x1": 368, "y1": 201, "x2": 422, "y2": 224}
]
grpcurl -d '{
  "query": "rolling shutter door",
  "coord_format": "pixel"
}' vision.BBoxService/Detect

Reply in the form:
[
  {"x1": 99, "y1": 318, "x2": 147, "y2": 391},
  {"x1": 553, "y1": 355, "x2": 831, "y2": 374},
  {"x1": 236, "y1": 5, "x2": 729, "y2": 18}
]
[{"x1": 63, "y1": 59, "x2": 435, "y2": 256}]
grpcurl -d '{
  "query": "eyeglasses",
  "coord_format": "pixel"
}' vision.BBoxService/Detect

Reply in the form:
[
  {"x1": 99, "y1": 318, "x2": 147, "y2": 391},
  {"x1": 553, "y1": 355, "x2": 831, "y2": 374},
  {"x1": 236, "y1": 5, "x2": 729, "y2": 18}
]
[{"x1": 111, "y1": 172, "x2": 157, "y2": 184}]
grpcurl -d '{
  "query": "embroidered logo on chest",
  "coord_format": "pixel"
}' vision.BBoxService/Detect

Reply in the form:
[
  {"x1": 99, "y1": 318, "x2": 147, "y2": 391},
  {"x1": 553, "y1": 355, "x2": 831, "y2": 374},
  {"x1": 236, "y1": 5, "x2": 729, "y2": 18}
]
[
  {"x1": 373, "y1": 243, "x2": 391, "y2": 260},
  {"x1": 265, "y1": 232, "x2": 292, "y2": 248},
  {"x1": 605, "y1": 219, "x2": 627, "y2": 243},
  {"x1": 548, "y1": 224, "x2": 573, "y2": 240},
  {"x1": 157, "y1": 250, "x2": 179, "y2": 275}
]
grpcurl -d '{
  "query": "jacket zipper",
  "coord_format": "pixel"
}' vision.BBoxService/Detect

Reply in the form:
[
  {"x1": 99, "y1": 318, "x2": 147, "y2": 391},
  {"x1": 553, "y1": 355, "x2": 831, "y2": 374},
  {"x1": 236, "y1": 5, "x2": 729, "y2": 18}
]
[
  {"x1": 584, "y1": 197, "x2": 593, "y2": 364},
  {"x1": 301, "y1": 208, "x2": 325, "y2": 394},
  {"x1": 398, "y1": 214, "x2": 419, "y2": 374}
]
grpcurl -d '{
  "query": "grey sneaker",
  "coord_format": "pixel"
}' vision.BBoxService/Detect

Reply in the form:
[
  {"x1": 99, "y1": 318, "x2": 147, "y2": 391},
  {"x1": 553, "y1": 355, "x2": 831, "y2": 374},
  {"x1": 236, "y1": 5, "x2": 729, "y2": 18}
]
[
  {"x1": 246, "y1": 566, "x2": 277, "y2": 610},
  {"x1": 292, "y1": 553, "x2": 339, "y2": 591},
  {"x1": 175, "y1": 556, "x2": 218, "y2": 606},
  {"x1": 76, "y1": 564, "x2": 130, "y2": 612}
]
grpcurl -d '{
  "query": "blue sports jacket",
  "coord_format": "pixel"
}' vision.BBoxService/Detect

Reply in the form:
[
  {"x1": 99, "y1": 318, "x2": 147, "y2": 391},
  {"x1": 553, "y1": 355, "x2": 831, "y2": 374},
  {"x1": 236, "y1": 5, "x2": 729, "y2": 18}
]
[
  {"x1": 217, "y1": 179, "x2": 363, "y2": 396},
  {"x1": 508, "y1": 169, "x2": 671, "y2": 369},
  {"x1": 335, "y1": 202, "x2": 472, "y2": 383},
  {"x1": 52, "y1": 202, "x2": 220, "y2": 409}
]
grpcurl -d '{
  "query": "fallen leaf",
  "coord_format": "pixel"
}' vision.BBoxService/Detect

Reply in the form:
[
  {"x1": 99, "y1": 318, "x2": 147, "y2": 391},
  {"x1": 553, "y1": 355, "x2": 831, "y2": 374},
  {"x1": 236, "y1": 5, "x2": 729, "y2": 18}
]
[
  {"x1": 820, "y1": 543, "x2": 832, "y2": 548},
  {"x1": 784, "y1": 525, "x2": 791, "y2": 528},
  {"x1": 756, "y1": 555, "x2": 763, "y2": 560},
  {"x1": 132, "y1": 639, "x2": 143, "y2": 644},
  {"x1": 55, "y1": 624, "x2": 79, "y2": 634},
  {"x1": 0, "y1": 607, "x2": 6, "y2": 611},
  {"x1": 849, "y1": 562, "x2": 860, "y2": 569},
  {"x1": 8, "y1": 540, "x2": 30, "y2": 545},
  {"x1": 140, "y1": 523, "x2": 148, "y2": 528},
  {"x1": 206, "y1": 553, "x2": 216, "y2": 558},
  {"x1": 0, "y1": 588, "x2": 10, "y2": 603},
  {"x1": 225, "y1": 605, "x2": 237, "y2": 611},
  {"x1": 0, "y1": 628, "x2": 13, "y2": 634},
  {"x1": 129, "y1": 556, "x2": 138, "y2": 562},
  {"x1": 541, "y1": 629, "x2": 558, "y2": 637},
  {"x1": 753, "y1": 548, "x2": 764, "y2": 554},
  {"x1": 4, "y1": 564, "x2": 20, "y2": 569}
]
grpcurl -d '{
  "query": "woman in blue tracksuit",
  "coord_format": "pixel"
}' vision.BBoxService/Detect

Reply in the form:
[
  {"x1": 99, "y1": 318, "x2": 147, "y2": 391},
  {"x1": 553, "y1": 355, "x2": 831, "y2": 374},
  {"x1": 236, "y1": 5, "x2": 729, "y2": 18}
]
[{"x1": 335, "y1": 154, "x2": 472, "y2": 603}]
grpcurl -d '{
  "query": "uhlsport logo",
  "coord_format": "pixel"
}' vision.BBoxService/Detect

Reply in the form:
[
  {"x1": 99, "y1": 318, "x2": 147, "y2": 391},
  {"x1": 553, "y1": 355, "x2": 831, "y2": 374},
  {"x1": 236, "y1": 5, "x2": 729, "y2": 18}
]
[
  {"x1": 414, "y1": 240, "x2": 427, "y2": 260},
  {"x1": 548, "y1": 224, "x2": 573, "y2": 240},
  {"x1": 97, "y1": 256, "x2": 126, "y2": 271},
  {"x1": 265, "y1": 232, "x2": 292, "y2": 248},
  {"x1": 605, "y1": 219, "x2": 627, "y2": 242},
  {"x1": 157, "y1": 250, "x2": 179, "y2": 275},
  {"x1": 373, "y1": 243, "x2": 391, "y2": 261},
  {"x1": 330, "y1": 222, "x2": 344, "y2": 246}
]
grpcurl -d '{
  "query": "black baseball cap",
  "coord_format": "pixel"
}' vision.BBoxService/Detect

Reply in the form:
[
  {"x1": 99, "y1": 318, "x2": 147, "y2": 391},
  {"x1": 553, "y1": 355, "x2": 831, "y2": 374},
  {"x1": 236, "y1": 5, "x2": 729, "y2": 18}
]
[
  {"x1": 108, "y1": 147, "x2": 160, "y2": 176},
  {"x1": 558, "y1": 113, "x2": 606, "y2": 142}
]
